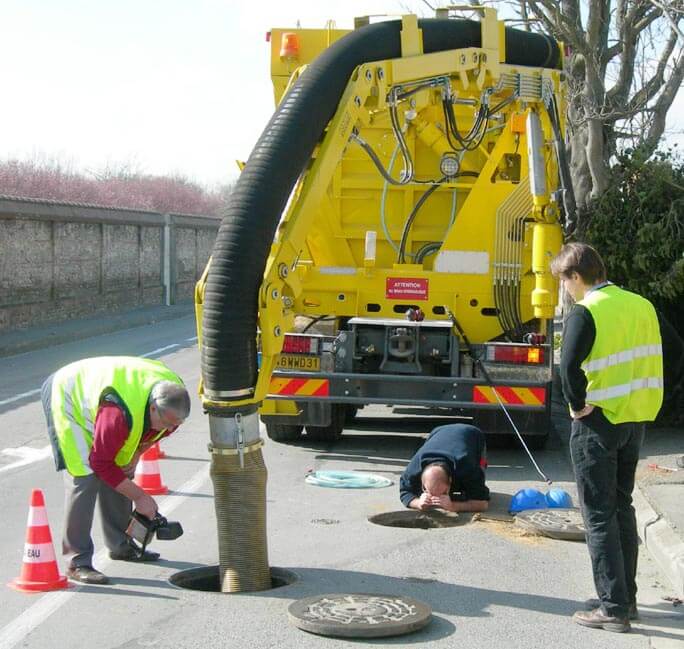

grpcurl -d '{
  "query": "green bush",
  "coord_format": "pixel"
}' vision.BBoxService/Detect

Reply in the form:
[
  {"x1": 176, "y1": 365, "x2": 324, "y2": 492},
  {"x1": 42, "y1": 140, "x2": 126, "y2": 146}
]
[{"x1": 579, "y1": 149, "x2": 684, "y2": 424}]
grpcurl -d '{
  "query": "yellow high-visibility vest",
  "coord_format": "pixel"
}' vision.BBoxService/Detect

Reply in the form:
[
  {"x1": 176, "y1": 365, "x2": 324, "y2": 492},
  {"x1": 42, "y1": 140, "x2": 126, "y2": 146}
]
[
  {"x1": 579, "y1": 285, "x2": 663, "y2": 424},
  {"x1": 50, "y1": 356, "x2": 184, "y2": 476}
]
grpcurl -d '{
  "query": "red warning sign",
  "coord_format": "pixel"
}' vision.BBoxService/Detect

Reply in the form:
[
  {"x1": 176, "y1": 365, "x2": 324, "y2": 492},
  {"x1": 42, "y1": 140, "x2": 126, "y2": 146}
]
[{"x1": 386, "y1": 277, "x2": 429, "y2": 301}]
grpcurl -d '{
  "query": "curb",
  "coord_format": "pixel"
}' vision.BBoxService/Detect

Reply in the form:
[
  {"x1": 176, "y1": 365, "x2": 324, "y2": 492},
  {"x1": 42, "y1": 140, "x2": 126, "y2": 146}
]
[{"x1": 633, "y1": 483, "x2": 684, "y2": 597}]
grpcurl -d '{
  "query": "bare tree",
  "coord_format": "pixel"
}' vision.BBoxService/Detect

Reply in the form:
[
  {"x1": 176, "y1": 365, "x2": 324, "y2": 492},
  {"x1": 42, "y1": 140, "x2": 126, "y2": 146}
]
[{"x1": 406, "y1": 1, "x2": 684, "y2": 226}]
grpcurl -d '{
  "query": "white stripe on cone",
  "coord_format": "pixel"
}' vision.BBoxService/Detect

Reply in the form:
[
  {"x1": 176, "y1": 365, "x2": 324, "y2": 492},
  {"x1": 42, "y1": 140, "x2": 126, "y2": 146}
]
[
  {"x1": 22, "y1": 542, "x2": 56, "y2": 563},
  {"x1": 135, "y1": 459, "x2": 161, "y2": 475},
  {"x1": 27, "y1": 508, "x2": 50, "y2": 527}
]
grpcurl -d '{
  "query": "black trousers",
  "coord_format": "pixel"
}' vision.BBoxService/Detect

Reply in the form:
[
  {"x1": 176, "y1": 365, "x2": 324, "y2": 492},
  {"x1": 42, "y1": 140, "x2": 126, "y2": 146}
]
[{"x1": 570, "y1": 409, "x2": 644, "y2": 618}]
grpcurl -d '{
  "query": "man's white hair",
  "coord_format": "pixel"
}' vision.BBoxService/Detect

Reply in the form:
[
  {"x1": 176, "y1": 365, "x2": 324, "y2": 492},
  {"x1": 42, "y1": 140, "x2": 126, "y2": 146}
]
[{"x1": 150, "y1": 381, "x2": 191, "y2": 419}]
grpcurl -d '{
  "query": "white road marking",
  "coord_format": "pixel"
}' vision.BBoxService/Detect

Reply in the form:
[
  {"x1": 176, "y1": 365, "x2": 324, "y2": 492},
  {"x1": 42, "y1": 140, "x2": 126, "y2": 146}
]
[
  {"x1": 0, "y1": 446, "x2": 52, "y2": 474},
  {"x1": 1, "y1": 343, "x2": 190, "y2": 407},
  {"x1": 0, "y1": 389, "x2": 41, "y2": 407},
  {"x1": 0, "y1": 464, "x2": 211, "y2": 649},
  {"x1": 185, "y1": 336, "x2": 198, "y2": 343},
  {"x1": 141, "y1": 344, "x2": 179, "y2": 358}
]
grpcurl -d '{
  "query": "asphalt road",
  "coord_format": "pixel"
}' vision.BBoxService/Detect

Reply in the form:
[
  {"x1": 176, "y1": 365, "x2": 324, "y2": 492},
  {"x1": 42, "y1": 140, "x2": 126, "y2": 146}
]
[{"x1": 0, "y1": 315, "x2": 682, "y2": 649}]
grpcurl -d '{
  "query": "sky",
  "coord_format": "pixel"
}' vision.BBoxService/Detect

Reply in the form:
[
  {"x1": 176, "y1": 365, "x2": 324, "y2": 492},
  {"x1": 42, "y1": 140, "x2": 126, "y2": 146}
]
[{"x1": 1, "y1": 0, "x2": 682, "y2": 189}]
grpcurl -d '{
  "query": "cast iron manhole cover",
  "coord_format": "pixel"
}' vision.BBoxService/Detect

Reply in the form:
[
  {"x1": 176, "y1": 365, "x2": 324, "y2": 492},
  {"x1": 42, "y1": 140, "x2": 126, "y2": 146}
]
[
  {"x1": 515, "y1": 508, "x2": 586, "y2": 541},
  {"x1": 288, "y1": 593, "x2": 432, "y2": 638}
]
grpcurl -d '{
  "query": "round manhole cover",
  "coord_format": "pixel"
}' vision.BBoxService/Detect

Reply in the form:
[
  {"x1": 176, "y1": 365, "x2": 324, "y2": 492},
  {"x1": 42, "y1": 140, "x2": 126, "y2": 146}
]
[
  {"x1": 515, "y1": 508, "x2": 586, "y2": 541},
  {"x1": 288, "y1": 593, "x2": 432, "y2": 638},
  {"x1": 369, "y1": 509, "x2": 464, "y2": 529}
]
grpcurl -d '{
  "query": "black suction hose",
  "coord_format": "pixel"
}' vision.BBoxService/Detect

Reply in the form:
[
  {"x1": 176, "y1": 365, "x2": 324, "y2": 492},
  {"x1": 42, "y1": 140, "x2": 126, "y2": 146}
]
[{"x1": 201, "y1": 19, "x2": 560, "y2": 400}]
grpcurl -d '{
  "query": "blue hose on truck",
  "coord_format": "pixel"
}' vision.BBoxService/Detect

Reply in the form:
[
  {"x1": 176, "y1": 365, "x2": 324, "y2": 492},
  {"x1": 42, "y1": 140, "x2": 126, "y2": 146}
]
[{"x1": 201, "y1": 19, "x2": 560, "y2": 593}]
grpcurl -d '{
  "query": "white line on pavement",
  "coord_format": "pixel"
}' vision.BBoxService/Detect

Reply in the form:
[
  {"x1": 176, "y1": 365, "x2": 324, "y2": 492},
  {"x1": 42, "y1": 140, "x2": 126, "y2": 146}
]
[
  {"x1": 0, "y1": 339, "x2": 194, "y2": 411},
  {"x1": 0, "y1": 446, "x2": 52, "y2": 474},
  {"x1": 0, "y1": 389, "x2": 41, "y2": 407},
  {"x1": 0, "y1": 463, "x2": 211, "y2": 649},
  {"x1": 141, "y1": 344, "x2": 179, "y2": 358}
]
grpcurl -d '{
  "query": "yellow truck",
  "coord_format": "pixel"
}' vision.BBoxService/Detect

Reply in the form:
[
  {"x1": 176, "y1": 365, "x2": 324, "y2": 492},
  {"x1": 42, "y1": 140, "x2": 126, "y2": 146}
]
[{"x1": 196, "y1": 8, "x2": 574, "y2": 452}]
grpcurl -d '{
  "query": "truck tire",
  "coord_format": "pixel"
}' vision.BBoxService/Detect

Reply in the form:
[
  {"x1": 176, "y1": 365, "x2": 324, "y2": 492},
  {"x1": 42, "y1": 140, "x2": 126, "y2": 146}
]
[
  {"x1": 475, "y1": 408, "x2": 551, "y2": 450},
  {"x1": 522, "y1": 409, "x2": 552, "y2": 450},
  {"x1": 306, "y1": 404, "x2": 345, "y2": 442},
  {"x1": 265, "y1": 422, "x2": 304, "y2": 443},
  {"x1": 344, "y1": 405, "x2": 359, "y2": 424}
]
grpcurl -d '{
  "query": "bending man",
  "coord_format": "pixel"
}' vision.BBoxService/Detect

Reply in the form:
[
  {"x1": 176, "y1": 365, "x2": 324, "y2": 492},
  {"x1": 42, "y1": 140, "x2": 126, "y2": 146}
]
[
  {"x1": 42, "y1": 356, "x2": 190, "y2": 585},
  {"x1": 400, "y1": 423, "x2": 489, "y2": 513}
]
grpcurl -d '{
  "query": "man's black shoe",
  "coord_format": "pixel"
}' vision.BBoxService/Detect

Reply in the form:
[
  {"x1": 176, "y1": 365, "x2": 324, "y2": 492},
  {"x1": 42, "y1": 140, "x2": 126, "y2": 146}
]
[
  {"x1": 109, "y1": 541, "x2": 160, "y2": 562},
  {"x1": 66, "y1": 566, "x2": 109, "y2": 585},
  {"x1": 585, "y1": 598, "x2": 639, "y2": 620},
  {"x1": 573, "y1": 607, "x2": 630, "y2": 633}
]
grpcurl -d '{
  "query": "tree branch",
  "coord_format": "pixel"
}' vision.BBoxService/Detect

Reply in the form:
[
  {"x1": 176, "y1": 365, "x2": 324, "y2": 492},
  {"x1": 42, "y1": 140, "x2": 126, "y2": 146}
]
[
  {"x1": 639, "y1": 49, "x2": 684, "y2": 155},
  {"x1": 527, "y1": 0, "x2": 588, "y2": 52},
  {"x1": 607, "y1": 5, "x2": 663, "y2": 105},
  {"x1": 645, "y1": 0, "x2": 684, "y2": 41},
  {"x1": 624, "y1": 28, "x2": 679, "y2": 115},
  {"x1": 587, "y1": 0, "x2": 611, "y2": 54}
]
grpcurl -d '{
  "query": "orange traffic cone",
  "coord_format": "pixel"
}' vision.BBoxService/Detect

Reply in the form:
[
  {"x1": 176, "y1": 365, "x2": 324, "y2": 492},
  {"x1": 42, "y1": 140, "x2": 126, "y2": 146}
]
[
  {"x1": 134, "y1": 448, "x2": 168, "y2": 495},
  {"x1": 146, "y1": 442, "x2": 166, "y2": 460},
  {"x1": 9, "y1": 489, "x2": 68, "y2": 593}
]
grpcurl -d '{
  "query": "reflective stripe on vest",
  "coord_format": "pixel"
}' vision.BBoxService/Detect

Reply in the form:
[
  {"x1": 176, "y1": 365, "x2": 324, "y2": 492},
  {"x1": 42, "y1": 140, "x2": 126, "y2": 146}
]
[
  {"x1": 50, "y1": 357, "x2": 184, "y2": 476},
  {"x1": 579, "y1": 285, "x2": 663, "y2": 424},
  {"x1": 586, "y1": 377, "x2": 663, "y2": 402},
  {"x1": 582, "y1": 344, "x2": 662, "y2": 373}
]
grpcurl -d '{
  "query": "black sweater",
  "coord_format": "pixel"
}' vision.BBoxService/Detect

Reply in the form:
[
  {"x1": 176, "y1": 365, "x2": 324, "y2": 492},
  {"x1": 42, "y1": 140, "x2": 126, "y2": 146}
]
[{"x1": 399, "y1": 424, "x2": 489, "y2": 507}]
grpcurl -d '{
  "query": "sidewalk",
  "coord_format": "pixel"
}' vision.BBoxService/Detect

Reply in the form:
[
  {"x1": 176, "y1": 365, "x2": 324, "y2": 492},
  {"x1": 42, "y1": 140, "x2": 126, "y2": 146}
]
[
  {"x1": 0, "y1": 303, "x2": 195, "y2": 357},
  {"x1": 635, "y1": 428, "x2": 684, "y2": 598},
  {"x1": 551, "y1": 372, "x2": 684, "y2": 598}
]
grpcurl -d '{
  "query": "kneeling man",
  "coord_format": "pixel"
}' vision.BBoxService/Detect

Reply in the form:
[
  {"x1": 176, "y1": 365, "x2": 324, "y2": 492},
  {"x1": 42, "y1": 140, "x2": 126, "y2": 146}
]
[{"x1": 400, "y1": 423, "x2": 489, "y2": 512}]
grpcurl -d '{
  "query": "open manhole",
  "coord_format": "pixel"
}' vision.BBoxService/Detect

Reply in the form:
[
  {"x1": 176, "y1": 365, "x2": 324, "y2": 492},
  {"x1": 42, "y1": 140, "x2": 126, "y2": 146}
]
[
  {"x1": 169, "y1": 566, "x2": 298, "y2": 592},
  {"x1": 369, "y1": 509, "x2": 466, "y2": 529}
]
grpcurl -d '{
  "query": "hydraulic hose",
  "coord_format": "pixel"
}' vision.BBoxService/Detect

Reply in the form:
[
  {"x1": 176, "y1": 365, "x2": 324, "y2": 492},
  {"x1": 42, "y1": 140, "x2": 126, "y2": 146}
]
[{"x1": 201, "y1": 18, "x2": 560, "y2": 400}]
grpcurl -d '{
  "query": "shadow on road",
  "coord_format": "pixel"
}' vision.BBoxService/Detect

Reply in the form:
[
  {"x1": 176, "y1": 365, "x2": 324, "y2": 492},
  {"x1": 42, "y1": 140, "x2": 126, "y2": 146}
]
[{"x1": 227, "y1": 566, "x2": 683, "y2": 642}]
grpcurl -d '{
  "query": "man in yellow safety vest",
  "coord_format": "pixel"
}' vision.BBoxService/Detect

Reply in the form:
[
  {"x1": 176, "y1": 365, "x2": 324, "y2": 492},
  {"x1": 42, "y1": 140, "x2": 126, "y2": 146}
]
[
  {"x1": 41, "y1": 356, "x2": 190, "y2": 585},
  {"x1": 551, "y1": 242, "x2": 680, "y2": 633}
]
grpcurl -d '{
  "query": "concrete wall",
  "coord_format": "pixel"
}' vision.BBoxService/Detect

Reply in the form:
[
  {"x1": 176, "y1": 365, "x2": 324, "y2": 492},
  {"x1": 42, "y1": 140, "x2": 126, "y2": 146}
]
[{"x1": 0, "y1": 196, "x2": 221, "y2": 333}]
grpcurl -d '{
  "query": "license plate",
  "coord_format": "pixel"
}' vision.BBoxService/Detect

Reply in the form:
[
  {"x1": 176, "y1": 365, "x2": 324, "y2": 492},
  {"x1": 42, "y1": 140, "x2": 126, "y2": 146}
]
[{"x1": 275, "y1": 354, "x2": 320, "y2": 371}]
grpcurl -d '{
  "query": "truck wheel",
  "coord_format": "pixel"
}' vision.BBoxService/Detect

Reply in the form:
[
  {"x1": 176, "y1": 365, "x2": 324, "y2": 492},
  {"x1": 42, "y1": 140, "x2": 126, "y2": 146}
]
[
  {"x1": 475, "y1": 408, "x2": 551, "y2": 450},
  {"x1": 265, "y1": 422, "x2": 304, "y2": 443},
  {"x1": 522, "y1": 433, "x2": 549, "y2": 450},
  {"x1": 306, "y1": 405, "x2": 345, "y2": 442},
  {"x1": 344, "y1": 405, "x2": 358, "y2": 424},
  {"x1": 519, "y1": 408, "x2": 552, "y2": 449}
]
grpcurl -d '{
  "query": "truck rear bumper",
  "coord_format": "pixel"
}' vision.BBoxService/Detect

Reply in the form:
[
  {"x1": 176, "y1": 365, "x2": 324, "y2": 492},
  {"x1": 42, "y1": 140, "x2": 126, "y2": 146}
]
[{"x1": 267, "y1": 370, "x2": 548, "y2": 411}]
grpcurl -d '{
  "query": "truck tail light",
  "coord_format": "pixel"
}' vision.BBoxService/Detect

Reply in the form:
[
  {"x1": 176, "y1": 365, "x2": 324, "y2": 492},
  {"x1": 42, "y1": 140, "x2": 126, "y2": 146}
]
[
  {"x1": 282, "y1": 334, "x2": 318, "y2": 354},
  {"x1": 486, "y1": 345, "x2": 545, "y2": 364}
]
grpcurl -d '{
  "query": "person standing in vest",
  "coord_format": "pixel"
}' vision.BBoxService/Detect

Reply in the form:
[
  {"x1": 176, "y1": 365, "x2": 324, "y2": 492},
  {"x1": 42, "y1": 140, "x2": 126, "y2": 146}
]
[
  {"x1": 41, "y1": 356, "x2": 191, "y2": 585},
  {"x1": 551, "y1": 243, "x2": 669, "y2": 633}
]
